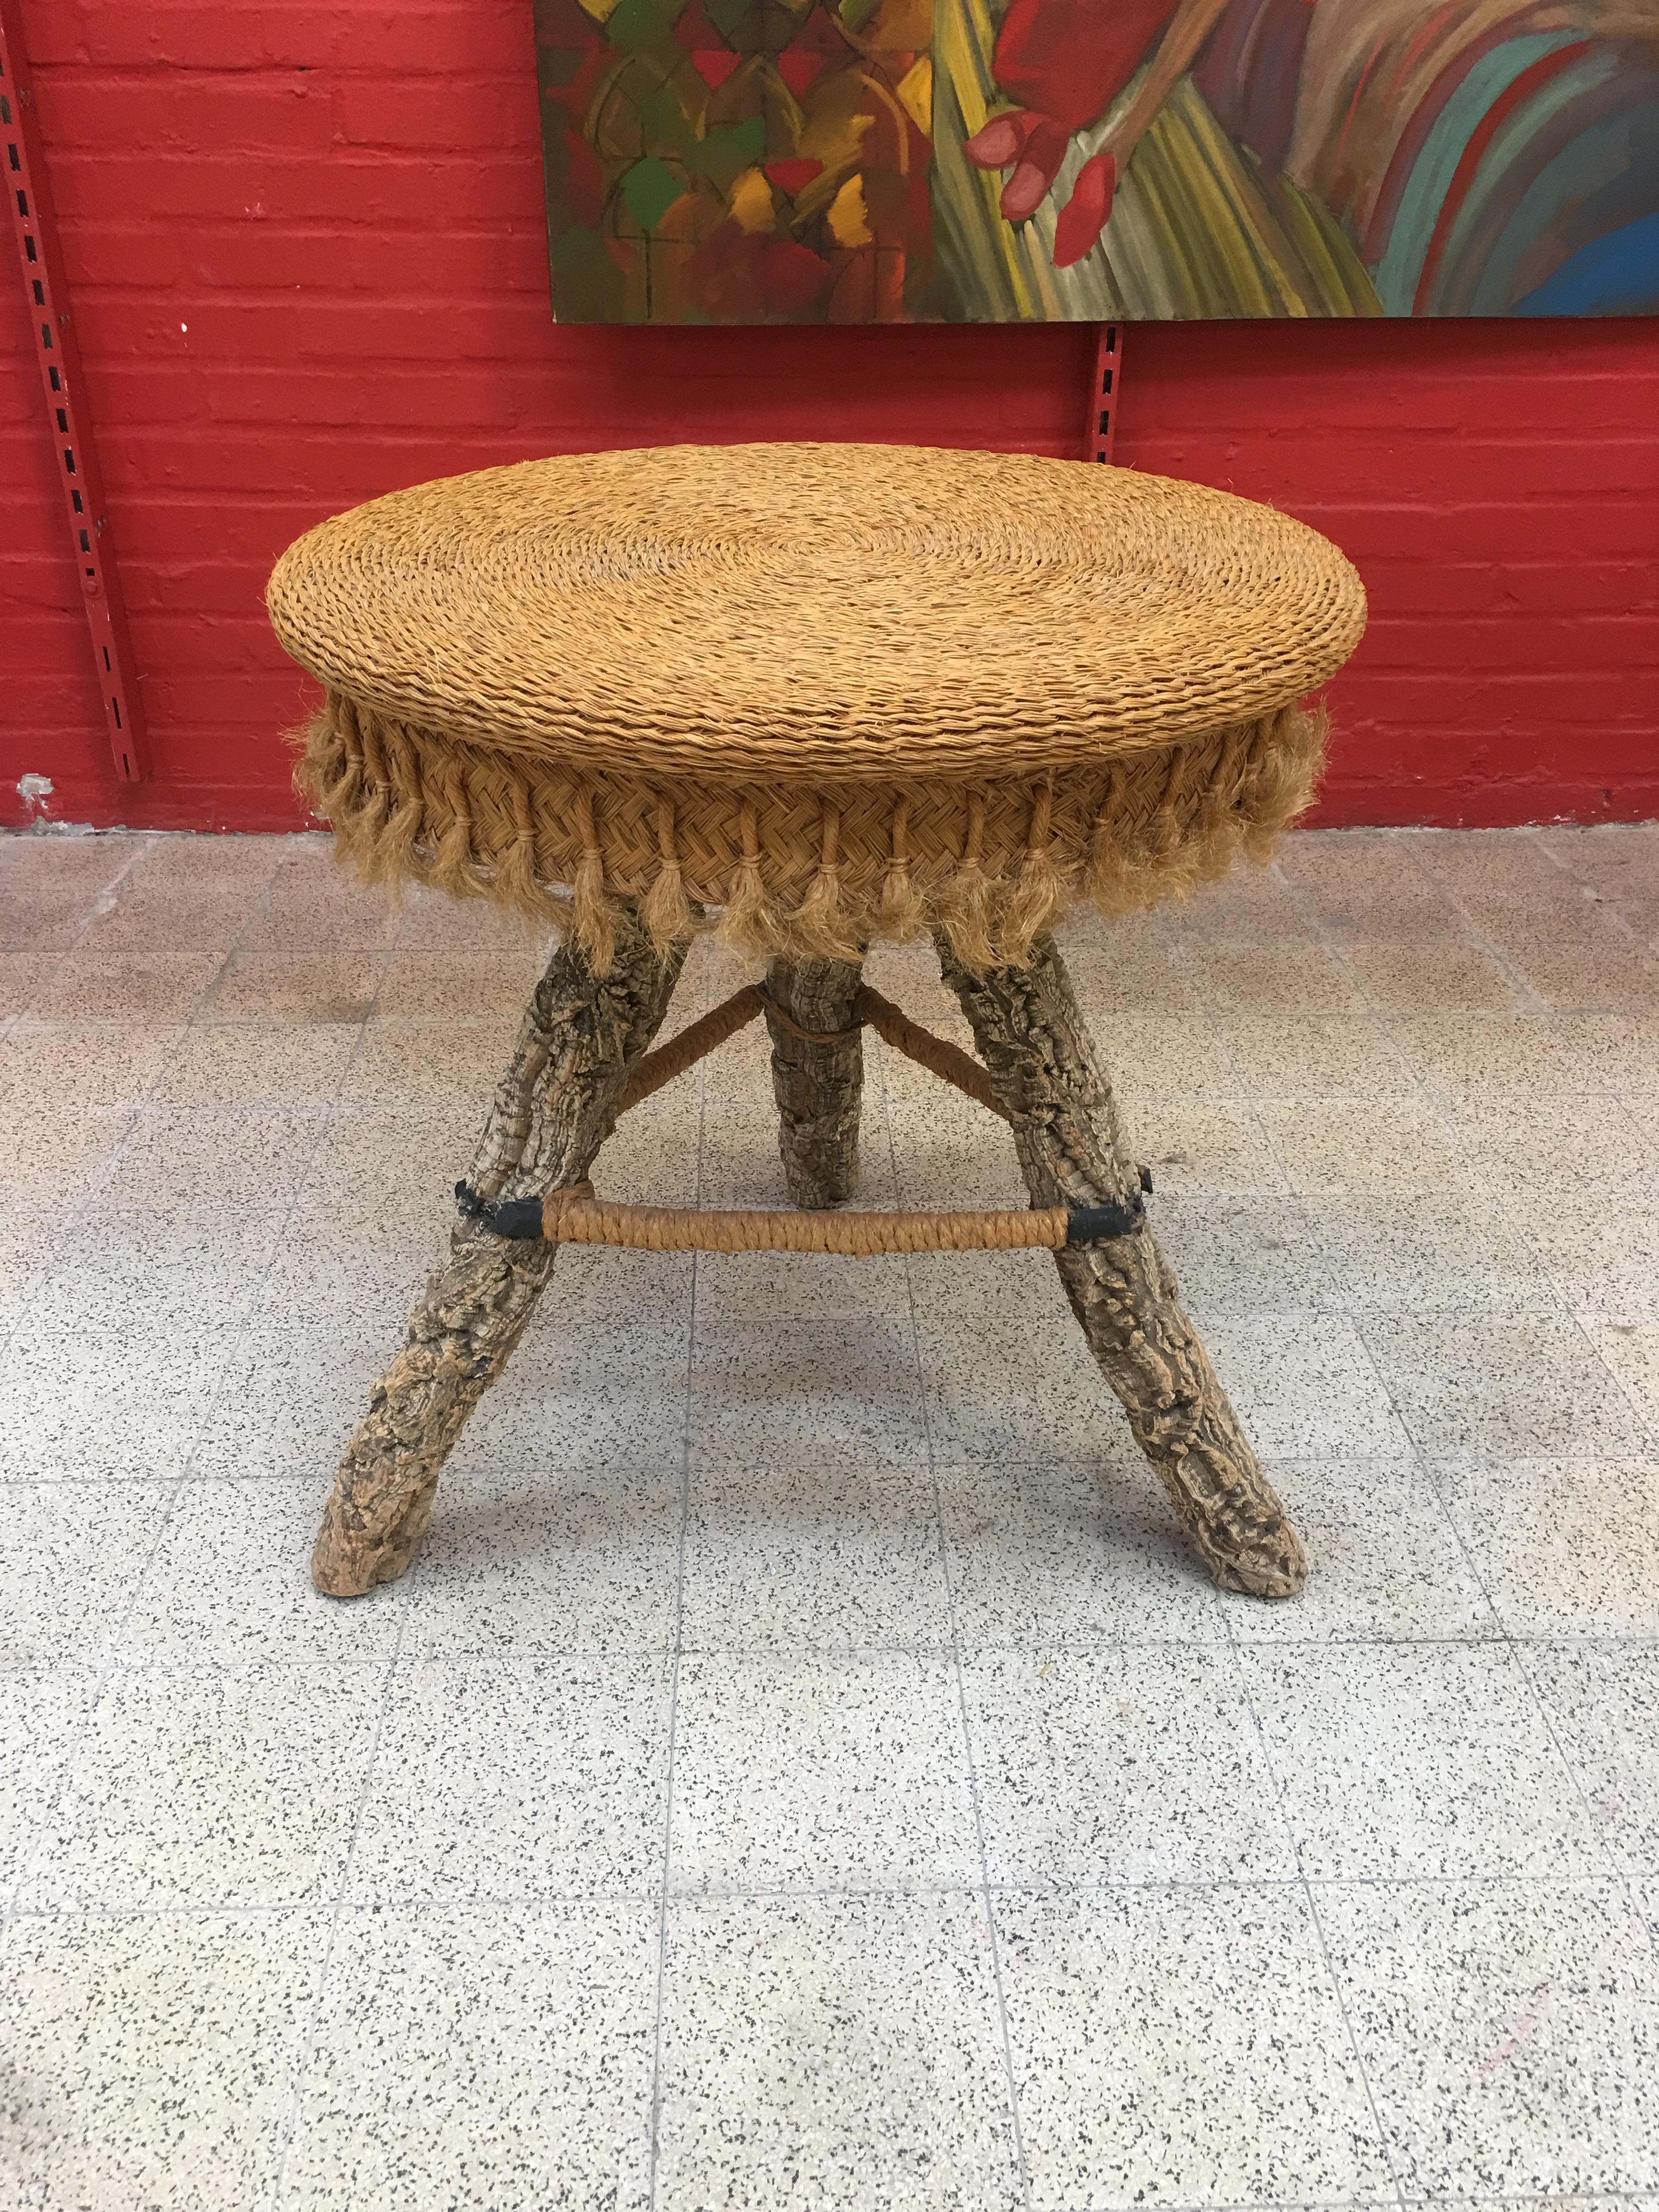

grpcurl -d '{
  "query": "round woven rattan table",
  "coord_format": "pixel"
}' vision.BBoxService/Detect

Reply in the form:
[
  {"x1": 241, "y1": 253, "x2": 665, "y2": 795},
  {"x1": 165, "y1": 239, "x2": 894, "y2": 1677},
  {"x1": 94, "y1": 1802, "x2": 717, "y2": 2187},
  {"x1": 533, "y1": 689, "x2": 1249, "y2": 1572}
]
[{"x1": 269, "y1": 442, "x2": 1365, "y2": 1601}]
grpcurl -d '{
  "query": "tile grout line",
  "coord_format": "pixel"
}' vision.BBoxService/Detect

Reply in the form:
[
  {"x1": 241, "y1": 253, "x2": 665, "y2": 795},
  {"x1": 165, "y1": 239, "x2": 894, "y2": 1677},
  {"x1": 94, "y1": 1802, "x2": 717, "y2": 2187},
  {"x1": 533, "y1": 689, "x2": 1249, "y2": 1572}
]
[
  {"x1": 1276, "y1": 844, "x2": 1659, "y2": 1944},
  {"x1": 889, "y1": 988, "x2": 1037, "y2": 2212},
  {"x1": 1273, "y1": 843, "x2": 1650, "y2": 1456},
  {"x1": 268, "y1": 1605, "x2": 409, "y2": 2212},
  {"x1": 644, "y1": 974, "x2": 706, "y2": 2212},
  {"x1": 1220, "y1": 1602, "x2": 1412, "y2": 2211}
]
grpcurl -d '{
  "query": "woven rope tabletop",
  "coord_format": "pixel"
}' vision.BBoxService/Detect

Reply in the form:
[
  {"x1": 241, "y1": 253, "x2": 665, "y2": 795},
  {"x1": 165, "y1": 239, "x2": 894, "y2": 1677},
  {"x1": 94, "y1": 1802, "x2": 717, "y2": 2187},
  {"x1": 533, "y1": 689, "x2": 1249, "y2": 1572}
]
[{"x1": 270, "y1": 442, "x2": 1365, "y2": 969}]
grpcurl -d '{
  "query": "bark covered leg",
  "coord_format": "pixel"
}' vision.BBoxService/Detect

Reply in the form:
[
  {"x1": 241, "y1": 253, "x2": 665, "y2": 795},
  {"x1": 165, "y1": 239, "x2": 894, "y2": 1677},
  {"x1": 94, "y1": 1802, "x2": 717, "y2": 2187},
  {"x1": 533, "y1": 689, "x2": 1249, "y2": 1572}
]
[
  {"x1": 764, "y1": 955, "x2": 865, "y2": 1209},
  {"x1": 934, "y1": 930, "x2": 1306, "y2": 1599},
  {"x1": 311, "y1": 917, "x2": 689, "y2": 1596}
]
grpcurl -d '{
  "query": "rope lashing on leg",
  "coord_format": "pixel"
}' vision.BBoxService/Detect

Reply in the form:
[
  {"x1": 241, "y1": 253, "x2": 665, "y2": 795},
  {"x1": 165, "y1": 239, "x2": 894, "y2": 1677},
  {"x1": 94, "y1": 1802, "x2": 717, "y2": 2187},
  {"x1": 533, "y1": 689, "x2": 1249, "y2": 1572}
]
[
  {"x1": 456, "y1": 973, "x2": 1153, "y2": 1256},
  {"x1": 614, "y1": 978, "x2": 1008, "y2": 1122},
  {"x1": 455, "y1": 1179, "x2": 1146, "y2": 1255}
]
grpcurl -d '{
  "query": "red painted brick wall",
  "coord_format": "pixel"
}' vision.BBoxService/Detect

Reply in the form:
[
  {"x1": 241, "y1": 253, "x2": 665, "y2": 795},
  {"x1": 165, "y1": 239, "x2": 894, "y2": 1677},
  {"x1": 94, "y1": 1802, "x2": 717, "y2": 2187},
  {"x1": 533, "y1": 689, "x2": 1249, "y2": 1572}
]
[{"x1": 4, "y1": 0, "x2": 1657, "y2": 832}]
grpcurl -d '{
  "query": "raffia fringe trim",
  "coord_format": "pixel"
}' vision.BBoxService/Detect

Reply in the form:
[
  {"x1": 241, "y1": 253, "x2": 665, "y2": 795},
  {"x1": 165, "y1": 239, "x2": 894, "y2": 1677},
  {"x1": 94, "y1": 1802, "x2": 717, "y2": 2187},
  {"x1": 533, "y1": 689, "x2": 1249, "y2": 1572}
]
[{"x1": 291, "y1": 695, "x2": 1328, "y2": 972}]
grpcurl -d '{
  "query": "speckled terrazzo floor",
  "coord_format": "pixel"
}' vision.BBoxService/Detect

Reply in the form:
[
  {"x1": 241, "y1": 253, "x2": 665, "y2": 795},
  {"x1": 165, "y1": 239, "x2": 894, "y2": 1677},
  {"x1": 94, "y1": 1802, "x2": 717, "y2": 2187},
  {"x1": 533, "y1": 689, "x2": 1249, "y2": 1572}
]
[{"x1": 3, "y1": 825, "x2": 1659, "y2": 2211}]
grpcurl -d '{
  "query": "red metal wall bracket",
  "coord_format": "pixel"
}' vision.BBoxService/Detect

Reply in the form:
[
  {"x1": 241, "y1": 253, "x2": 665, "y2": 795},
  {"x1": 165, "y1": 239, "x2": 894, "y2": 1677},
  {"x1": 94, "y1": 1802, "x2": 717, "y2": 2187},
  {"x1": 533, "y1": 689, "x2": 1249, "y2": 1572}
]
[
  {"x1": 1, "y1": 0, "x2": 148, "y2": 782},
  {"x1": 1084, "y1": 323, "x2": 1122, "y2": 465}
]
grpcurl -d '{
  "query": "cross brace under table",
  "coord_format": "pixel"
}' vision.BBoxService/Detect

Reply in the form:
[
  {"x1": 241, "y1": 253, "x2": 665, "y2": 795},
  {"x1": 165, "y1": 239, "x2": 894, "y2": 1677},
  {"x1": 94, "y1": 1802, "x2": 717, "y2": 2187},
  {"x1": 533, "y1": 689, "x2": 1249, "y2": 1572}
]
[{"x1": 310, "y1": 923, "x2": 1306, "y2": 1604}]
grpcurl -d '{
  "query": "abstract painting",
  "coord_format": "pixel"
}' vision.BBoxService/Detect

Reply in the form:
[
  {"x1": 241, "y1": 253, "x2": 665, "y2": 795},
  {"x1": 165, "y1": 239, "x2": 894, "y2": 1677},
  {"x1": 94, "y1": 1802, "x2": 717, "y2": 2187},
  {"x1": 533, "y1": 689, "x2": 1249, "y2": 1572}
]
[{"x1": 533, "y1": 0, "x2": 1659, "y2": 319}]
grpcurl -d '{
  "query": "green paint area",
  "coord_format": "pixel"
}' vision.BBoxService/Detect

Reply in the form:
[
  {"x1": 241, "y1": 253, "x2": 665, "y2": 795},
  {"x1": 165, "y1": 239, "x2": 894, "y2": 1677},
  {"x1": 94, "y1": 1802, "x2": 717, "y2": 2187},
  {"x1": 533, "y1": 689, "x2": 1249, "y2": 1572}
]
[
  {"x1": 704, "y1": 0, "x2": 756, "y2": 42},
  {"x1": 621, "y1": 155, "x2": 690, "y2": 232},
  {"x1": 551, "y1": 227, "x2": 625, "y2": 318},
  {"x1": 838, "y1": 0, "x2": 882, "y2": 32},
  {"x1": 685, "y1": 116, "x2": 766, "y2": 189},
  {"x1": 606, "y1": 0, "x2": 686, "y2": 51}
]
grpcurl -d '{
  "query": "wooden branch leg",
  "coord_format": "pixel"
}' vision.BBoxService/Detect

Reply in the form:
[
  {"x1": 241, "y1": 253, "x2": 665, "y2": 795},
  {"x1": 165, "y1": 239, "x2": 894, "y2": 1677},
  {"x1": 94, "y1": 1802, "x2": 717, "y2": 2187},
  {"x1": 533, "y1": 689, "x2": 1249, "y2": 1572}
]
[
  {"x1": 934, "y1": 930, "x2": 1307, "y2": 1600},
  {"x1": 311, "y1": 915, "x2": 690, "y2": 1596},
  {"x1": 764, "y1": 955, "x2": 865, "y2": 1210}
]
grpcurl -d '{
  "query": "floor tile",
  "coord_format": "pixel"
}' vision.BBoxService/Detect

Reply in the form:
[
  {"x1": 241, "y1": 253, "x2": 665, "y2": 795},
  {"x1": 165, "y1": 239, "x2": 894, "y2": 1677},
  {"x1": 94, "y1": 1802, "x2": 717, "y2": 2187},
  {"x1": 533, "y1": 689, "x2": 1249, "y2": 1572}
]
[
  {"x1": 1586, "y1": 1318, "x2": 1659, "y2": 1443},
  {"x1": 1183, "y1": 939, "x2": 1363, "y2": 1014},
  {"x1": 1199, "y1": 1311, "x2": 1409, "y2": 1457},
  {"x1": 657, "y1": 1892, "x2": 1022, "y2": 2212},
  {"x1": 293, "y1": 1102, "x2": 480, "y2": 1220},
  {"x1": 201, "y1": 943, "x2": 385, "y2": 1024},
  {"x1": 1303, "y1": 1188, "x2": 1555, "y2": 1312},
  {"x1": 449, "y1": 1318, "x2": 690, "y2": 1477},
  {"x1": 691, "y1": 1318, "x2": 925, "y2": 1474},
  {"x1": 116, "y1": 1478, "x2": 405, "y2": 1664},
  {"x1": 1525, "y1": 1643, "x2": 1659, "y2": 1876},
  {"x1": 1518, "y1": 1196, "x2": 1659, "y2": 1320},
  {"x1": 283, "y1": 1900, "x2": 657, "y2": 2212},
  {"x1": 1482, "y1": 909, "x2": 1659, "y2": 1013},
  {"x1": 1339, "y1": 936, "x2": 1524, "y2": 1013},
  {"x1": 188, "y1": 1320, "x2": 391, "y2": 1482},
  {"x1": 1358, "y1": 1310, "x2": 1649, "y2": 1456},
  {"x1": 1259, "y1": 1093, "x2": 1470, "y2": 1192},
  {"x1": 0, "y1": 1909, "x2": 329, "y2": 2210},
  {"x1": 680, "y1": 1461, "x2": 949, "y2": 1651},
  {"x1": 1116, "y1": 1092, "x2": 1286, "y2": 1194},
  {"x1": 86, "y1": 1105, "x2": 330, "y2": 1215},
  {"x1": 1406, "y1": 827, "x2": 1588, "y2": 911},
  {"x1": 344, "y1": 1022, "x2": 514, "y2": 1104},
  {"x1": 1173, "y1": 861, "x2": 1320, "y2": 945},
  {"x1": 370, "y1": 940, "x2": 551, "y2": 1025},
  {"x1": 0, "y1": 1322, "x2": 244, "y2": 1479},
  {"x1": 29, "y1": 941, "x2": 226, "y2": 1022},
  {"x1": 347, "y1": 1657, "x2": 672, "y2": 1901},
  {"x1": 0, "y1": 1018, "x2": 183, "y2": 1107},
  {"x1": 32, "y1": 1205, "x2": 287, "y2": 1337},
  {"x1": 0, "y1": 1100, "x2": 134, "y2": 1207},
  {"x1": 1392, "y1": 1012, "x2": 1659, "y2": 1096},
  {"x1": 1319, "y1": 1877, "x2": 1659, "y2": 2196},
  {"x1": 404, "y1": 1464, "x2": 682, "y2": 1657},
  {"x1": 922, "y1": 1307, "x2": 1150, "y2": 1471},
  {"x1": 1136, "y1": 1193, "x2": 1332, "y2": 1313},
  {"x1": 1241, "y1": 1642, "x2": 1599, "y2": 1879},
  {"x1": 1433, "y1": 1456, "x2": 1659, "y2": 1636},
  {"x1": 257, "y1": 853, "x2": 405, "y2": 945},
  {"x1": 1229, "y1": 1455, "x2": 1499, "y2": 1642},
  {"x1": 152, "y1": 1022, "x2": 361, "y2": 1107},
  {"x1": 669, "y1": 1650, "x2": 977, "y2": 1892},
  {"x1": 996, "y1": 1884, "x2": 1392, "y2": 2207},
  {"x1": 692, "y1": 1245, "x2": 914, "y2": 1325},
  {"x1": 1543, "y1": 825, "x2": 1659, "y2": 906},
  {"x1": 964, "y1": 1644, "x2": 1294, "y2": 1884},
  {"x1": 0, "y1": 1480, "x2": 174, "y2": 1662},
  {"x1": 939, "y1": 1460, "x2": 1227, "y2": 1645},
  {"x1": 0, "y1": 1666, "x2": 97, "y2": 1895},
  {"x1": 22, "y1": 1663, "x2": 386, "y2": 1910},
  {"x1": 0, "y1": 832, "x2": 139, "y2": 943},
  {"x1": 1210, "y1": 1012, "x2": 1419, "y2": 1094}
]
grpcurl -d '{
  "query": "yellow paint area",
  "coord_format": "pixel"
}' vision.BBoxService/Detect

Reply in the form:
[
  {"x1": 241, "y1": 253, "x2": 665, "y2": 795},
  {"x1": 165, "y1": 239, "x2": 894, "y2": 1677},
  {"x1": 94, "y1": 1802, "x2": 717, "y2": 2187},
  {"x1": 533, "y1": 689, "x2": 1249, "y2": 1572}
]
[
  {"x1": 827, "y1": 175, "x2": 874, "y2": 247},
  {"x1": 728, "y1": 167, "x2": 777, "y2": 235},
  {"x1": 896, "y1": 57, "x2": 932, "y2": 136}
]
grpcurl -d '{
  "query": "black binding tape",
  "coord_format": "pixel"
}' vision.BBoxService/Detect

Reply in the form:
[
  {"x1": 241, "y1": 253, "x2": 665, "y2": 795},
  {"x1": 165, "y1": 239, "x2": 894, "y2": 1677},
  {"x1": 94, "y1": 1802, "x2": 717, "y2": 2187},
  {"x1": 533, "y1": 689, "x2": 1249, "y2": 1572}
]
[
  {"x1": 1063, "y1": 1194, "x2": 1146, "y2": 1245},
  {"x1": 455, "y1": 1182, "x2": 544, "y2": 1240}
]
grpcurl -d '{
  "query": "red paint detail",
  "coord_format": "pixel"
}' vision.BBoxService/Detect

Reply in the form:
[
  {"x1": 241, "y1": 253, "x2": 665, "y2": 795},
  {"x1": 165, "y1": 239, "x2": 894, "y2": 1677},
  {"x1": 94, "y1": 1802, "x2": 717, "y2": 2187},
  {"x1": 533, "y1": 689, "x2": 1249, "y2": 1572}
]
[
  {"x1": 1051, "y1": 151, "x2": 1116, "y2": 267},
  {"x1": 775, "y1": 48, "x2": 827, "y2": 98},
  {"x1": 761, "y1": 159, "x2": 822, "y2": 197},
  {"x1": 691, "y1": 48, "x2": 742, "y2": 87},
  {"x1": 2, "y1": 3, "x2": 1656, "y2": 830},
  {"x1": 1412, "y1": 42, "x2": 1590, "y2": 313},
  {"x1": 963, "y1": 110, "x2": 1038, "y2": 170},
  {"x1": 990, "y1": 0, "x2": 1171, "y2": 136}
]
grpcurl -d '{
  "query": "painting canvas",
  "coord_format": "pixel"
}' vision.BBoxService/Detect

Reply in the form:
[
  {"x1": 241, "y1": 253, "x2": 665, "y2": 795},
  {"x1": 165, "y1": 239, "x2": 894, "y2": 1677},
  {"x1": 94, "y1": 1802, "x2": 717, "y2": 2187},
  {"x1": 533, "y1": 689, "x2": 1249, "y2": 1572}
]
[{"x1": 534, "y1": 0, "x2": 1659, "y2": 320}]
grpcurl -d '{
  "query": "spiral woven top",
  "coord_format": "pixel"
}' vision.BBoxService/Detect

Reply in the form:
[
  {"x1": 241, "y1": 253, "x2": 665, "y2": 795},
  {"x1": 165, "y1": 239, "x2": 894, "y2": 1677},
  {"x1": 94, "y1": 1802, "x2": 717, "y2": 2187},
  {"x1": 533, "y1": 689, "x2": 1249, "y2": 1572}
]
[{"x1": 267, "y1": 443, "x2": 1364, "y2": 784}]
